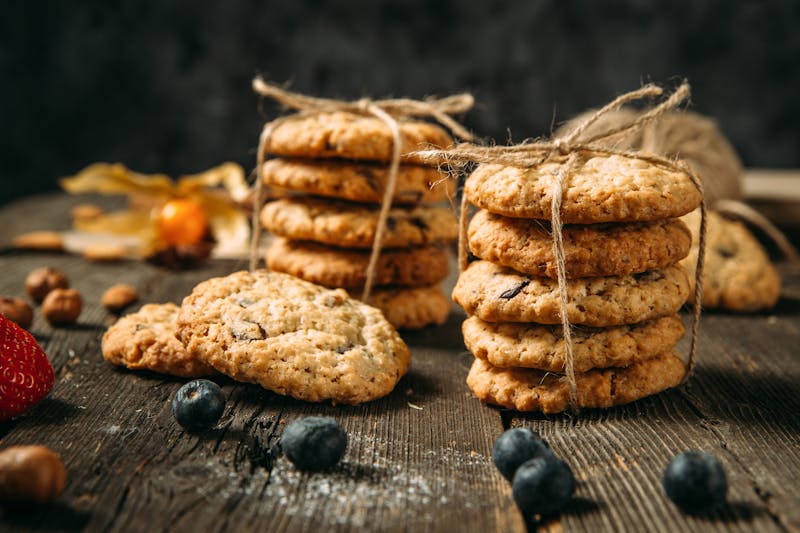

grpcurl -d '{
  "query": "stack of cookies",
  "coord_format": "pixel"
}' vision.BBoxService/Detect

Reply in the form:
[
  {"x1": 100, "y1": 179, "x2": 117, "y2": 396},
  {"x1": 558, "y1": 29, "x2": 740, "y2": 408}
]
[
  {"x1": 258, "y1": 111, "x2": 458, "y2": 329},
  {"x1": 452, "y1": 155, "x2": 702, "y2": 413}
]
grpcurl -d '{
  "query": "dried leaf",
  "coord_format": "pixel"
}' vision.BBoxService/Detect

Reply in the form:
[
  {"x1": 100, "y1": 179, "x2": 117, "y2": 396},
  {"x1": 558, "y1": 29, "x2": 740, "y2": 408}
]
[
  {"x1": 196, "y1": 191, "x2": 250, "y2": 257},
  {"x1": 61, "y1": 163, "x2": 174, "y2": 198},
  {"x1": 175, "y1": 162, "x2": 250, "y2": 203},
  {"x1": 62, "y1": 161, "x2": 251, "y2": 260},
  {"x1": 73, "y1": 210, "x2": 157, "y2": 255}
]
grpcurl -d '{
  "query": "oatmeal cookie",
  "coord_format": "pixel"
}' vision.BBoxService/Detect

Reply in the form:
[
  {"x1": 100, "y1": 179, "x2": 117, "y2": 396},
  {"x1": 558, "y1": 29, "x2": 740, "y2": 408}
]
[{"x1": 177, "y1": 270, "x2": 410, "y2": 404}]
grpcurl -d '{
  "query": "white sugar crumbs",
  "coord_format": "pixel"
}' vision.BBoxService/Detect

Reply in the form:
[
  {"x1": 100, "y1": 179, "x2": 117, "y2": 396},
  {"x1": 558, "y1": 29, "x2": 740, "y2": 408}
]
[
  {"x1": 260, "y1": 432, "x2": 494, "y2": 527},
  {"x1": 154, "y1": 431, "x2": 498, "y2": 526}
]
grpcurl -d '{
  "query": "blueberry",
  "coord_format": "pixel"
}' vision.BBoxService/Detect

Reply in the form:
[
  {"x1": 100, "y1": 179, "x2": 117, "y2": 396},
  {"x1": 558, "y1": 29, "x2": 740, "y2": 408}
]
[
  {"x1": 663, "y1": 450, "x2": 727, "y2": 514},
  {"x1": 493, "y1": 427, "x2": 553, "y2": 481},
  {"x1": 171, "y1": 379, "x2": 226, "y2": 433},
  {"x1": 281, "y1": 416, "x2": 347, "y2": 472},
  {"x1": 512, "y1": 456, "x2": 575, "y2": 517}
]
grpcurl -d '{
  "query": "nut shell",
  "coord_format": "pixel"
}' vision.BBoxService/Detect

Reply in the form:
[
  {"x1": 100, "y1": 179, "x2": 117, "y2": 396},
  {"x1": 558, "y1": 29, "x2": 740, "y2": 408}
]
[
  {"x1": 0, "y1": 445, "x2": 66, "y2": 503},
  {"x1": 42, "y1": 288, "x2": 82, "y2": 325},
  {"x1": 25, "y1": 267, "x2": 69, "y2": 303},
  {"x1": 0, "y1": 297, "x2": 33, "y2": 329},
  {"x1": 101, "y1": 284, "x2": 139, "y2": 313}
]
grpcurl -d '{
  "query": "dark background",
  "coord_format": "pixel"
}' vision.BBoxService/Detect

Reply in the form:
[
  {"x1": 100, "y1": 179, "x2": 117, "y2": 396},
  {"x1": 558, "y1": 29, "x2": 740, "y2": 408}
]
[{"x1": 2, "y1": 0, "x2": 798, "y2": 205}]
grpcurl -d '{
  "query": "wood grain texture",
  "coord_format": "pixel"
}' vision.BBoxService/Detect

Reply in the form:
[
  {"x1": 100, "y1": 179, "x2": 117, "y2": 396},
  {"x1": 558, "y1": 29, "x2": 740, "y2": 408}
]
[
  {"x1": 510, "y1": 270, "x2": 800, "y2": 533},
  {"x1": 0, "y1": 193, "x2": 523, "y2": 533},
  {"x1": 1, "y1": 193, "x2": 799, "y2": 532}
]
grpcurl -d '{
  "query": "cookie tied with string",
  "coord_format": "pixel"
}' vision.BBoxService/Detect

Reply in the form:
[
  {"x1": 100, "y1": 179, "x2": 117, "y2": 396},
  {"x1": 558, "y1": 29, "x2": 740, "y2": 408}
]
[
  {"x1": 465, "y1": 154, "x2": 701, "y2": 223},
  {"x1": 262, "y1": 111, "x2": 455, "y2": 164},
  {"x1": 250, "y1": 78, "x2": 473, "y2": 330},
  {"x1": 414, "y1": 82, "x2": 707, "y2": 414},
  {"x1": 260, "y1": 158, "x2": 451, "y2": 205}
]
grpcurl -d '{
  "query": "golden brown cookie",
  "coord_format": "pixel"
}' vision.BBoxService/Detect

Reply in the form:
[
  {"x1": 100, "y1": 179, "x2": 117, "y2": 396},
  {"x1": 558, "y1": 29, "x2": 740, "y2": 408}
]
[
  {"x1": 464, "y1": 155, "x2": 701, "y2": 223},
  {"x1": 358, "y1": 286, "x2": 451, "y2": 329},
  {"x1": 264, "y1": 111, "x2": 453, "y2": 163},
  {"x1": 463, "y1": 314, "x2": 685, "y2": 372},
  {"x1": 101, "y1": 303, "x2": 215, "y2": 378},
  {"x1": 452, "y1": 260, "x2": 690, "y2": 327},
  {"x1": 466, "y1": 351, "x2": 685, "y2": 413},
  {"x1": 261, "y1": 158, "x2": 452, "y2": 204},
  {"x1": 681, "y1": 209, "x2": 781, "y2": 311},
  {"x1": 177, "y1": 270, "x2": 410, "y2": 405},
  {"x1": 261, "y1": 196, "x2": 458, "y2": 249},
  {"x1": 266, "y1": 238, "x2": 449, "y2": 289},
  {"x1": 468, "y1": 210, "x2": 691, "y2": 278}
]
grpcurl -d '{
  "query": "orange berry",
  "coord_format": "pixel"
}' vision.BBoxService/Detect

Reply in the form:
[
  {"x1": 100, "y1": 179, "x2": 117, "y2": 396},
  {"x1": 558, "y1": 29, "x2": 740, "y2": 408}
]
[{"x1": 157, "y1": 199, "x2": 208, "y2": 246}]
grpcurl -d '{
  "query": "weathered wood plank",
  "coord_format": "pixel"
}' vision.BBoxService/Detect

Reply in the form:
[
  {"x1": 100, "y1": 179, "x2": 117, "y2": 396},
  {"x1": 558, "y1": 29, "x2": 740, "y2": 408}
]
[
  {"x1": 0, "y1": 190, "x2": 523, "y2": 532},
  {"x1": 2, "y1": 192, "x2": 799, "y2": 532},
  {"x1": 508, "y1": 270, "x2": 800, "y2": 532}
]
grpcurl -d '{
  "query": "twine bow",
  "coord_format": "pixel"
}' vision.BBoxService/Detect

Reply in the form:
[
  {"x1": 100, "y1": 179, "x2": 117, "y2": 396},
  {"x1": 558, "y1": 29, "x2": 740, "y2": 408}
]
[
  {"x1": 250, "y1": 77, "x2": 474, "y2": 301},
  {"x1": 414, "y1": 82, "x2": 707, "y2": 410}
]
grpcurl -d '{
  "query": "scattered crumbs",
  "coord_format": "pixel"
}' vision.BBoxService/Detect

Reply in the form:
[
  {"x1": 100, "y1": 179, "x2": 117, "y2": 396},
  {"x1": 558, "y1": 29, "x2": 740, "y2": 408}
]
[
  {"x1": 767, "y1": 315, "x2": 778, "y2": 325},
  {"x1": 68, "y1": 349, "x2": 76, "y2": 358},
  {"x1": 77, "y1": 405, "x2": 87, "y2": 409},
  {"x1": 101, "y1": 425, "x2": 138, "y2": 438},
  {"x1": 574, "y1": 465, "x2": 593, "y2": 482},
  {"x1": 408, "y1": 402, "x2": 423, "y2": 410},
  {"x1": 255, "y1": 432, "x2": 495, "y2": 526},
  {"x1": 737, "y1": 353, "x2": 759, "y2": 372},
  {"x1": 73, "y1": 493, "x2": 97, "y2": 509},
  {"x1": 127, "y1": 433, "x2": 497, "y2": 527}
]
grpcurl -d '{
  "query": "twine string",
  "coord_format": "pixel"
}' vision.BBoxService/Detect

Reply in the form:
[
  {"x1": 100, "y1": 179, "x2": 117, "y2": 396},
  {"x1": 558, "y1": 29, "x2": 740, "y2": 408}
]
[
  {"x1": 412, "y1": 82, "x2": 706, "y2": 409},
  {"x1": 551, "y1": 152, "x2": 580, "y2": 407},
  {"x1": 248, "y1": 122, "x2": 271, "y2": 271},
  {"x1": 458, "y1": 193, "x2": 470, "y2": 272},
  {"x1": 361, "y1": 103, "x2": 402, "y2": 301},
  {"x1": 248, "y1": 116, "x2": 293, "y2": 271},
  {"x1": 252, "y1": 77, "x2": 474, "y2": 141}
]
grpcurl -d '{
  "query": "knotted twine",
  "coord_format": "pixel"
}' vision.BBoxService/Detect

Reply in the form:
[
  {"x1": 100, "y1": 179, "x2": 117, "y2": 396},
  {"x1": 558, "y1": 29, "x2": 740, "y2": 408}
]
[
  {"x1": 249, "y1": 77, "x2": 474, "y2": 301},
  {"x1": 413, "y1": 83, "x2": 707, "y2": 411}
]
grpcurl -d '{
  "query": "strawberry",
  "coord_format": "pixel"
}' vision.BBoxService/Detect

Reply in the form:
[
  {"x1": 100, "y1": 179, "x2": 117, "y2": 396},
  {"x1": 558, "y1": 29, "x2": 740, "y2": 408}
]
[{"x1": 0, "y1": 314, "x2": 54, "y2": 421}]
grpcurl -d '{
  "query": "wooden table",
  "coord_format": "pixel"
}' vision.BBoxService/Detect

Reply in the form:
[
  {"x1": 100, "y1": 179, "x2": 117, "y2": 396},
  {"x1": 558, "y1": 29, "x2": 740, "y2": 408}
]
[{"x1": 1, "y1": 193, "x2": 798, "y2": 532}]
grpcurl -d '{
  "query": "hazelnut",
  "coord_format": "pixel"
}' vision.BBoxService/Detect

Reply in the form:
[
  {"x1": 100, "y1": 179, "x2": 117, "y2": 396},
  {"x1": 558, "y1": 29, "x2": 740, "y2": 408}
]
[
  {"x1": 42, "y1": 288, "x2": 82, "y2": 325},
  {"x1": 25, "y1": 267, "x2": 69, "y2": 303},
  {"x1": 0, "y1": 297, "x2": 34, "y2": 329},
  {"x1": 101, "y1": 284, "x2": 139, "y2": 313},
  {"x1": 0, "y1": 445, "x2": 67, "y2": 503}
]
